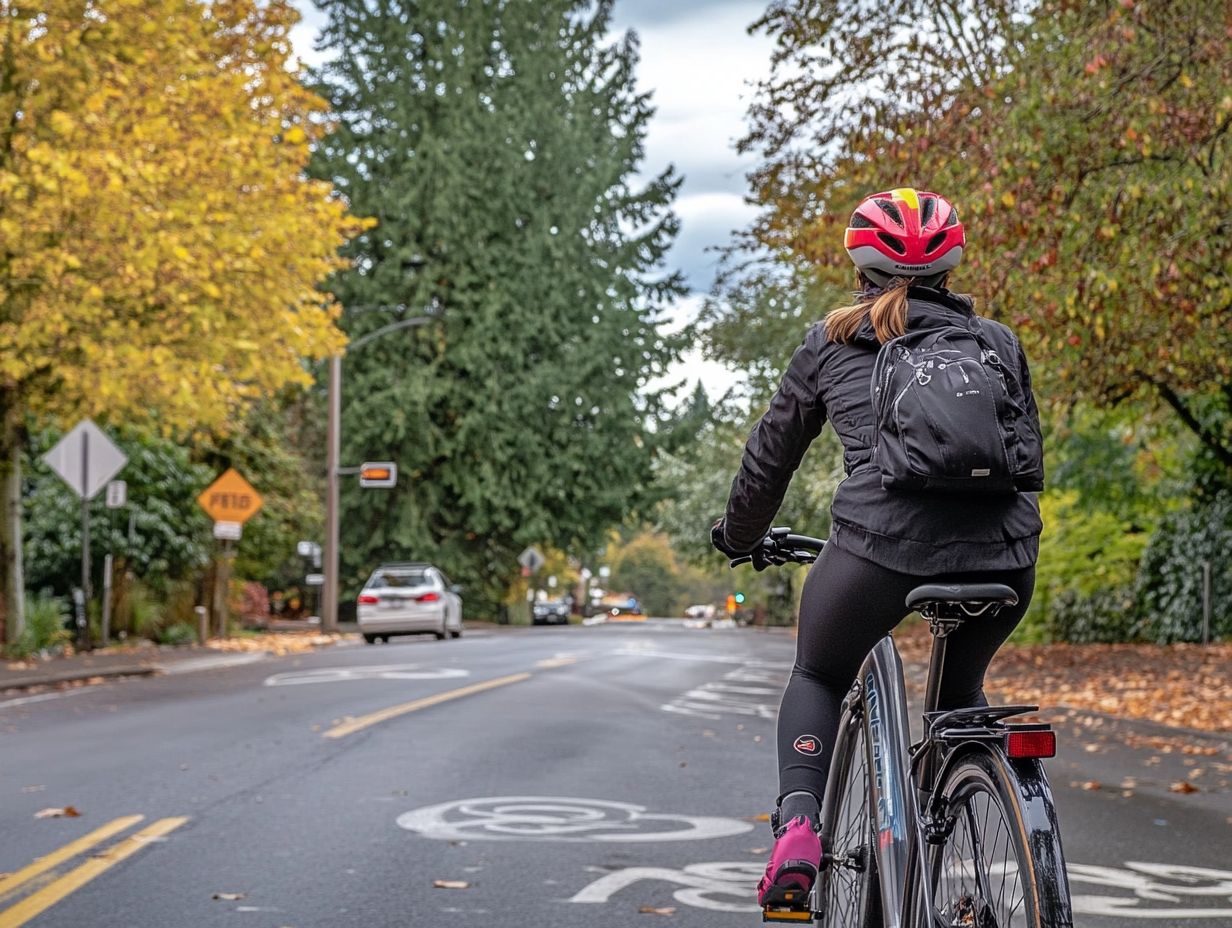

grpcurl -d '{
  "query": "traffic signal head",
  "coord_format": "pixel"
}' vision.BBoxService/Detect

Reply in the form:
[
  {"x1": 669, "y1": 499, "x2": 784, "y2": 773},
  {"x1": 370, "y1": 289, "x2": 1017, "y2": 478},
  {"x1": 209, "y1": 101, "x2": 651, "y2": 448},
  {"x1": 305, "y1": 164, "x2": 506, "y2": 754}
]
[{"x1": 734, "y1": 592, "x2": 745, "y2": 604}]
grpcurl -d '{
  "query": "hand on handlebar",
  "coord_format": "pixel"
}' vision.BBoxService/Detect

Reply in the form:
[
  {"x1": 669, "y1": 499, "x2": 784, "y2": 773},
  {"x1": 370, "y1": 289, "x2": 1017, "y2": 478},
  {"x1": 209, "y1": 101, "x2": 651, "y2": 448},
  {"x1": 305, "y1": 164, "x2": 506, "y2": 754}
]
[{"x1": 727, "y1": 527, "x2": 825, "y2": 571}]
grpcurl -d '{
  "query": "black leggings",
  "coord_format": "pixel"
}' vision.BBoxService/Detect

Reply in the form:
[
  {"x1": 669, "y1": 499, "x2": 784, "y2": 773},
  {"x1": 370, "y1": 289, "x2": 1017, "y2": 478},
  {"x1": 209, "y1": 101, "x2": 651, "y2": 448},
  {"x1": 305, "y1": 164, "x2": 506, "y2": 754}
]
[{"x1": 777, "y1": 543, "x2": 1034, "y2": 804}]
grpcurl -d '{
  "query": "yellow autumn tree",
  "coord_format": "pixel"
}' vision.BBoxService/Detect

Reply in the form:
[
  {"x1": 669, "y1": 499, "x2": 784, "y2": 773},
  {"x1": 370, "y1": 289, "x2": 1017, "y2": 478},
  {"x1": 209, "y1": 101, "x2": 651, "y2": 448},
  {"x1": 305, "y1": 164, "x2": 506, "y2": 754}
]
[{"x1": 0, "y1": 0, "x2": 371, "y2": 641}]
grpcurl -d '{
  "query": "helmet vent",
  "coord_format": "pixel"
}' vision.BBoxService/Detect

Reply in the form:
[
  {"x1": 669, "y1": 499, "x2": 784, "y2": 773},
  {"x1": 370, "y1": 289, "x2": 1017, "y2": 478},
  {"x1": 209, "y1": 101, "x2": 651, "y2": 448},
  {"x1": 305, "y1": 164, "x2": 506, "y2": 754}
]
[
  {"x1": 875, "y1": 199, "x2": 904, "y2": 227},
  {"x1": 920, "y1": 197, "x2": 936, "y2": 227},
  {"x1": 925, "y1": 232, "x2": 947, "y2": 254},
  {"x1": 945, "y1": 207, "x2": 959, "y2": 227},
  {"x1": 850, "y1": 214, "x2": 875, "y2": 229},
  {"x1": 877, "y1": 232, "x2": 906, "y2": 255}
]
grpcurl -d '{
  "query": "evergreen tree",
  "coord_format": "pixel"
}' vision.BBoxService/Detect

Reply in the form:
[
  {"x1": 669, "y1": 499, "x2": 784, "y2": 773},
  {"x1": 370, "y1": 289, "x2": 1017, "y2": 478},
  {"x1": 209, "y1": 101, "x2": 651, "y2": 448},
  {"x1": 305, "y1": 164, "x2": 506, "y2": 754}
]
[{"x1": 310, "y1": 0, "x2": 684, "y2": 607}]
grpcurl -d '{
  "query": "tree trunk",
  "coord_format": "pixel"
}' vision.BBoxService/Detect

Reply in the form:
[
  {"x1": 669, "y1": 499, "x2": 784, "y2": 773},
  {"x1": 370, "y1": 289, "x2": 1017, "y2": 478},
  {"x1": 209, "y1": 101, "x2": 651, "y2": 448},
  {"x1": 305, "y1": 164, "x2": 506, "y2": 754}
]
[{"x1": 0, "y1": 398, "x2": 25, "y2": 646}]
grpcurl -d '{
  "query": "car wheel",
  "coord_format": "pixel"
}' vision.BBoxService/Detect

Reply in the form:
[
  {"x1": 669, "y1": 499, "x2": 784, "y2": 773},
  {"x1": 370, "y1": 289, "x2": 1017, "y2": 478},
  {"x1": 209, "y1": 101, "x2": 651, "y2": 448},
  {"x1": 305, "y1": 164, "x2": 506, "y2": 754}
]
[
  {"x1": 449, "y1": 627, "x2": 462, "y2": 639},
  {"x1": 434, "y1": 621, "x2": 447, "y2": 641},
  {"x1": 363, "y1": 634, "x2": 377, "y2": 644},
  {"x1": 380, "y1": 635, "x2": 391, "y2": 643}
]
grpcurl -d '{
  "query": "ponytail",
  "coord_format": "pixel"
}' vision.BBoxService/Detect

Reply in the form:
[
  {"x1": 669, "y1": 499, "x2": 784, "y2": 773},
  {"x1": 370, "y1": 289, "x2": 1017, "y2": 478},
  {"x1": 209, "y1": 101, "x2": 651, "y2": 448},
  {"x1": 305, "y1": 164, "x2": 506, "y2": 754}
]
[{"x1": 824, "y1": 277, "x2": 911, "y2": 344}]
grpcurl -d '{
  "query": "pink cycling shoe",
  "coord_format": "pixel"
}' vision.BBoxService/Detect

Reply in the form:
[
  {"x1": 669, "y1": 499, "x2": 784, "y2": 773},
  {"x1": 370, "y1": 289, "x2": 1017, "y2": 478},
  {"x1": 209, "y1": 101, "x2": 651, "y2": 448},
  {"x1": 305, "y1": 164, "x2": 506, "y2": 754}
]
[{"x1": 757, "y1": 813, "x2": 822, "y2": 908}]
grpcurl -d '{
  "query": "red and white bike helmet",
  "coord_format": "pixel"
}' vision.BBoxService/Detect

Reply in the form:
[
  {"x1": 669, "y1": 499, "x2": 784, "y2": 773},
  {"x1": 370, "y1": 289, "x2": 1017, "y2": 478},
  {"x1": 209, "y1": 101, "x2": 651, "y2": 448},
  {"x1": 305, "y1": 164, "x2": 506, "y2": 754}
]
[{"x1": 843, "y1": 188, "x2": 965, "y2": 288}]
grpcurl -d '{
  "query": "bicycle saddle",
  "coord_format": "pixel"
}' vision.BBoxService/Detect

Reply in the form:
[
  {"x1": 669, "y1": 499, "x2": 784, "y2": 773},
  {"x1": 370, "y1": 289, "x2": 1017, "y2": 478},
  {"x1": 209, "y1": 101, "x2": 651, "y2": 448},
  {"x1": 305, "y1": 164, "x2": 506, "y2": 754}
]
[{"x1": 906, "y1": 583, "x2": 1019, "y2": 612}]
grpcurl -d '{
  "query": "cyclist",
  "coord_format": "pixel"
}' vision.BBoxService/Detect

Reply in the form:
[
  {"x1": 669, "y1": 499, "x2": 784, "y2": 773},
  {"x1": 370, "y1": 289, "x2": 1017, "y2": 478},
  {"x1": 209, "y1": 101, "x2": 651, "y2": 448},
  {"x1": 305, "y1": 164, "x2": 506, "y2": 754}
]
[{"x1": 710, "y1": 188, "x2": 1043, "y2": 910}]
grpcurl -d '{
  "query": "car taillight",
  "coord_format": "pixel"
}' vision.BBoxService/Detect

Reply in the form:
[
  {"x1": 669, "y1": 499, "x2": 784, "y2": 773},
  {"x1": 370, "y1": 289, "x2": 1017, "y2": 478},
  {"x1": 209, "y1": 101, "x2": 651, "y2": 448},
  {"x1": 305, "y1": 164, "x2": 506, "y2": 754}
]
[
  {"x1": 1005, "y1": 729, "x2": 1056, "y2": 759},
  {"x1": 417, "y1": 592, "x2": 441, "y2": 603},
  {"x1": 357, "y1": 594, "x2": 379, "y2": 605}
]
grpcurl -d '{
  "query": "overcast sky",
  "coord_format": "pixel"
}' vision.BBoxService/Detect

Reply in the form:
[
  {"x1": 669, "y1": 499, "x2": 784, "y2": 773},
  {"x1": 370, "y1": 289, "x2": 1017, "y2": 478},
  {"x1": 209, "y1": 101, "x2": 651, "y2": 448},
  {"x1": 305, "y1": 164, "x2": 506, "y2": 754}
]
[{"x1": 290, "y1": 0, "x2": 773, "y2": 399}]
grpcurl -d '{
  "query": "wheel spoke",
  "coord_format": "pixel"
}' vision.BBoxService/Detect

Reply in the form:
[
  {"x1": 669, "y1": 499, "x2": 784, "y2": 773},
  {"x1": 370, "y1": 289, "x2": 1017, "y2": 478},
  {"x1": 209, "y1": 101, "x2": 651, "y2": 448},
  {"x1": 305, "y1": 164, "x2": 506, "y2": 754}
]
[{"x1": 929, "y1": 757, "x2": 1038, "y2": 928}]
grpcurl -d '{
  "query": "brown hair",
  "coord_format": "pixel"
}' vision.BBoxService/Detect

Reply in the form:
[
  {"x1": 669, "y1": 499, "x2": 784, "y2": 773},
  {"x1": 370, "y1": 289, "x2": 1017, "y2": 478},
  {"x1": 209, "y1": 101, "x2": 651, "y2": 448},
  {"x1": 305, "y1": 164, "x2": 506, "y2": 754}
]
[{"x1": 824, "y1": 277, "x2": 911, "y2": 344}]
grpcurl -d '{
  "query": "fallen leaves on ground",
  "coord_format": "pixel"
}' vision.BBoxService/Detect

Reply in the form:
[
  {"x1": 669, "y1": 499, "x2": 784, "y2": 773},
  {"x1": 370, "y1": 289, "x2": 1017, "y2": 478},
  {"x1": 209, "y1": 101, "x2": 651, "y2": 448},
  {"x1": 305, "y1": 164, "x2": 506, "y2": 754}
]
[
  {"x1": 34, "y1": 806, "x2": 80, "y2": 818},
  {"x1": 206, "y1": 632, "x2": 351, "y2": 656},
  {"x1": 892, "y1": 622, "x2": 1231, "y2": 734},
  {"x1": 212, "y1": 892, "x2": 246, "y2": 901},
  {"x1": 1169, "y1": 781, "x2": 1200, "y2": 794},
  {"x1": 432, "y1": 880, "x2": 470, "y2": 889},
  {"x1": 986, "y1": 641, "x2": 1231, "y2": 733},
  {"x1": 639, "y1": 906, "x2": 677, "y2": 916}
]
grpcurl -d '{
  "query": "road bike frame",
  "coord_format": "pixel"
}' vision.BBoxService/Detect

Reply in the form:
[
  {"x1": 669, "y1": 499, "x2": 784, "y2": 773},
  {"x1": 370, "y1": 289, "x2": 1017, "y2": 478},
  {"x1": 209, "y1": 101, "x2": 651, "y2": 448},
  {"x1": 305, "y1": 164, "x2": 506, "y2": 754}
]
[
  {"x1": 822, "y1": 632, "x2": 1072, "y2": 928},
  {"x1": 734, "y1": 528, "x2": 1070, "y2": 927}
]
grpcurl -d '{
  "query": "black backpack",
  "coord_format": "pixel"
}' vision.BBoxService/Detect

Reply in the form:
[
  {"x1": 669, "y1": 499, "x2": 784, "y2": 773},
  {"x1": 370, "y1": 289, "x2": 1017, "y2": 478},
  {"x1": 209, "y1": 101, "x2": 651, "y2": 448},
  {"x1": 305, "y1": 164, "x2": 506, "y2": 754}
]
[{"x1": 870, "y1": 320, "x2": 1044, "y2": 495}]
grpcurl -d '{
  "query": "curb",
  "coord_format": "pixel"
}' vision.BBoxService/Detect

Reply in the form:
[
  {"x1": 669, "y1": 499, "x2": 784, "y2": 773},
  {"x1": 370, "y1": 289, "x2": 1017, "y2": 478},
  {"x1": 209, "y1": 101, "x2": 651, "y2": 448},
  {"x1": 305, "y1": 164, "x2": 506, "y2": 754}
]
[
  {"x1": 0, "y1": 650, "x2": 274, "y2": 694},
  {"x1": 1, "y1": 664, "x2": 159, "y2": 692}
]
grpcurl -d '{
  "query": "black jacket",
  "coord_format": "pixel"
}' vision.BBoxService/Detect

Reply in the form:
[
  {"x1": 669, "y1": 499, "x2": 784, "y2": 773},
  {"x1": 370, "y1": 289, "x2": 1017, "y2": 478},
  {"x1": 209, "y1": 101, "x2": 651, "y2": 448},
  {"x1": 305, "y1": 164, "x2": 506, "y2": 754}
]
[{"x1": 721, "y1": 287, "x2": 1043, "y2": 575}]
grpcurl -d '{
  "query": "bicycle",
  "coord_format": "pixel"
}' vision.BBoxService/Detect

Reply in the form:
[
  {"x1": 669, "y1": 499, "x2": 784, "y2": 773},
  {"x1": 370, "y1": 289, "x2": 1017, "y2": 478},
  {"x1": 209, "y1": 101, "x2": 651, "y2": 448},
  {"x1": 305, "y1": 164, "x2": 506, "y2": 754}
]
[{"x1": 731, "y1": 528, "x2": 1073, "y2": 928}]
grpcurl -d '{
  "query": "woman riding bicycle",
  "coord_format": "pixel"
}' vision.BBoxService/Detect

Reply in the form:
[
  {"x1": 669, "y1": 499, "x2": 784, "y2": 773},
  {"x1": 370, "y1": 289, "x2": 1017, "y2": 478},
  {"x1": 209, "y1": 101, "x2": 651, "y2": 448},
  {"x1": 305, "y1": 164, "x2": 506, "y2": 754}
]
[{"x1": 710, "y1": 188, "x2": 1044, "y2": 910}]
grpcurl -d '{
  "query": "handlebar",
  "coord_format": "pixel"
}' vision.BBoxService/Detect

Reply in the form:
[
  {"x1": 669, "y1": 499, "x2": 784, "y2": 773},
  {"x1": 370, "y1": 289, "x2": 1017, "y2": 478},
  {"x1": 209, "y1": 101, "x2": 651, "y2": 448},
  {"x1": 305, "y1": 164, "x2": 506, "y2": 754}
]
[{"x1": 729, "y1": 527, "x2": 826, "y2": 570}]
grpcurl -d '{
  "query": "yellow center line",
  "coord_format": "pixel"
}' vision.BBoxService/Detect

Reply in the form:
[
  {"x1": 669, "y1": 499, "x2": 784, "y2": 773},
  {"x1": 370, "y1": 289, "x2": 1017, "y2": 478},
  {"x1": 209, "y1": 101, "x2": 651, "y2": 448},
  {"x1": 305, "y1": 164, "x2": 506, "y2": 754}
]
[
  {"x1": 0, "y1": 817, "x2": 187, "y2": 928},
  {"x1": 324, "y1": 672, "x2": 533, "y2": 739},
  {"x1": 534, "y1": 656, "x2": 577, "y2": 669},
  {"x1": 0, "y1": 815, "x2": 144, "y2": 898}
]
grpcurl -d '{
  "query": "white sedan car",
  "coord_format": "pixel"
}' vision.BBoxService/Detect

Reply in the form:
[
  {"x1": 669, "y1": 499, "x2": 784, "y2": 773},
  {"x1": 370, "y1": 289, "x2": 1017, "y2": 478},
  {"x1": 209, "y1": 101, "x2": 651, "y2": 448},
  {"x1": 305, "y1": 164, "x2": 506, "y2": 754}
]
[{"x1": 357, "y1": 563, "x2": 463, "y2": 644}]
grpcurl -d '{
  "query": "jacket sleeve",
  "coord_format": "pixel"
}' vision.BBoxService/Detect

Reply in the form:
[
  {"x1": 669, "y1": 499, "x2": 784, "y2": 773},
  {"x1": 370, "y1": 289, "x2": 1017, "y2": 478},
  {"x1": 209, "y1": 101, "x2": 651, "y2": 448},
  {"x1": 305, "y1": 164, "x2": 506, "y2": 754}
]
[
  {"x1": 1014, "y1": 333, "x2": 1046, "y2": 490},
  {"x1": 722, "y1": 327, "x2": 828, "y2": 552}
]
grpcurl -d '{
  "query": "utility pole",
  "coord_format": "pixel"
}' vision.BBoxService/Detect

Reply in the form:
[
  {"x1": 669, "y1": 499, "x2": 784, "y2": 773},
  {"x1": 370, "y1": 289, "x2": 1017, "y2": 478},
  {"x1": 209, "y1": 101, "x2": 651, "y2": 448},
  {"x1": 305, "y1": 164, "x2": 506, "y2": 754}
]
[
  {"x1": 320, "y1": 313, "x2": 437, "y2": 634},
  {"x1": 322, "y1": 353, "x2": 342, "y2": 633}
]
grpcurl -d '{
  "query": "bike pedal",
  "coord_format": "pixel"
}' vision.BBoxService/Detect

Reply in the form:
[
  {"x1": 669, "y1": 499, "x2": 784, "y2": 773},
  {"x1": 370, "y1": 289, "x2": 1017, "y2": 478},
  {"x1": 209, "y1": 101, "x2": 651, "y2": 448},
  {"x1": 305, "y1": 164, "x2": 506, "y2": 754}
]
[{"x1": 762, "y1": 889, "x2": 813, "y2": 923}]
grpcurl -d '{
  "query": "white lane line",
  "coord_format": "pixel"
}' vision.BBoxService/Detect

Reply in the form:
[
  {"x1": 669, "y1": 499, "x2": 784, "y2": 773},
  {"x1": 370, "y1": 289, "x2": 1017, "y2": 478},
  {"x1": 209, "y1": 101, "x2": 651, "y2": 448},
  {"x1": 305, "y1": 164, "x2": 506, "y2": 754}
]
[
  {"x1": 158, "y1": 652, "x2": 271, "y2": 675},
  {"x1": 611, "y1": 648, "x2": 780, "y2": 667},
  {"x1": 0, "y1": 689, "x2": 90, "y2": 710}
]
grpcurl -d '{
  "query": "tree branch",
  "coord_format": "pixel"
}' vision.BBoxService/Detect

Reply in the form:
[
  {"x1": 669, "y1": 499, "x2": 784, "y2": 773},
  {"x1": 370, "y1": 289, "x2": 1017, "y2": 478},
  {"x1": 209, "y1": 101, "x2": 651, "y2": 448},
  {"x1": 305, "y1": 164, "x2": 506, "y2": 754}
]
[{"x1": 1140, "y1": 374, "x2": 1232, "y2": 470}]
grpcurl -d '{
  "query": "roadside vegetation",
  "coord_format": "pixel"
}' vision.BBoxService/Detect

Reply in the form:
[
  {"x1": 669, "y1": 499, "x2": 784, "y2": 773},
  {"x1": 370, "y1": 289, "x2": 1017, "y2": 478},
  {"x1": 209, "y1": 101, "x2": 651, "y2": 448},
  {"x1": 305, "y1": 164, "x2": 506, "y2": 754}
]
[{"x1": 1, "y1": 0, "x2": 1228, "y2": 653}]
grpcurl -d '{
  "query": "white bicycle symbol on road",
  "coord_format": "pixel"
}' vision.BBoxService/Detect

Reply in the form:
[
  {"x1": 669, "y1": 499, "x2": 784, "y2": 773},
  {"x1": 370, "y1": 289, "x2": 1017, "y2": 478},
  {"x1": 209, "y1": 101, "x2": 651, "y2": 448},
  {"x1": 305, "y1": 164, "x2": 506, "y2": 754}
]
[
  {"x1": 566, "y1": 859, "x2": 1232, "y2": 918},
  {"x1": 396, "y1": 796, "x2": 753, "y2": 843}
]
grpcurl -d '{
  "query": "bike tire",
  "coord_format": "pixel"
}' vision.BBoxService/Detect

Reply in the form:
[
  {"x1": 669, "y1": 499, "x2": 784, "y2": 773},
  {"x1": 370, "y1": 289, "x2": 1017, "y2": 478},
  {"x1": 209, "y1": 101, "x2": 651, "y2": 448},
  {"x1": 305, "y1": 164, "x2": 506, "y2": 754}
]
[
  {"x1": 817, "y1": 711, "x2": 882, "y2": 927},
  {"x1": 925, "y1": 748, "x2": 1072, "y2": 928}
]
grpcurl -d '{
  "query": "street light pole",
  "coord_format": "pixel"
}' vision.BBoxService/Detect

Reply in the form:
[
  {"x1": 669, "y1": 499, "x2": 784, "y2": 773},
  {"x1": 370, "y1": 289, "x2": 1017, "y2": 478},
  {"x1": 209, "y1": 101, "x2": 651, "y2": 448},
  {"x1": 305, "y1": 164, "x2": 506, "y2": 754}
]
[
  {"x1": 322, "y1": 353, "x2": 342, "y2": 632},
  {"x1": 320, "y1": 313, "x2": 438, "y2": 634}
]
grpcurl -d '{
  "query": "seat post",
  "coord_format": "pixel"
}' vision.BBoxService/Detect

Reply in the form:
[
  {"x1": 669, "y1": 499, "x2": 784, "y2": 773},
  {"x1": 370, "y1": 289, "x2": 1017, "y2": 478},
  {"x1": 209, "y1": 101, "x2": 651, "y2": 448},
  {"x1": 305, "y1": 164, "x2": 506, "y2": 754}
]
[{"x1": 922, "y1": 613, "x2": 964, "y2": 715}]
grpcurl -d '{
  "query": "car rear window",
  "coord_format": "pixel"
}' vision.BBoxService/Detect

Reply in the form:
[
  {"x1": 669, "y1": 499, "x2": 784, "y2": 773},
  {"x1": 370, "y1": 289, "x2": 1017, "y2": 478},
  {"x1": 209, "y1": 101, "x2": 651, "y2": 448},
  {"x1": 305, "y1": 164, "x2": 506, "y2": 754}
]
[{"x1": 369, "y1": 569, "x2": 430, "y2": 589}]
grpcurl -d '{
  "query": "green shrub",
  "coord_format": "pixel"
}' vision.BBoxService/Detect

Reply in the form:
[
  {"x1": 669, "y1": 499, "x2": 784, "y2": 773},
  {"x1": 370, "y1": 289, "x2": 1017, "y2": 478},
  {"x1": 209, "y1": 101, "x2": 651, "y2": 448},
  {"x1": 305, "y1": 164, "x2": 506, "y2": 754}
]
[
  {"x1": 128, "y1": 582, "x2": 163, "y2": 641},
  {"x1": 8, "y1": 592, "x2": 72, "y2": 657},
  {"x1": 1048, "y1": 585, "x2": 1141, "y2": 643},
  {"x1": 1136, "y1": 492, "x2": 1232, "y2": 643},
  {"x1": 157, "y1": 623, "x2": 196, "y2": 647}
]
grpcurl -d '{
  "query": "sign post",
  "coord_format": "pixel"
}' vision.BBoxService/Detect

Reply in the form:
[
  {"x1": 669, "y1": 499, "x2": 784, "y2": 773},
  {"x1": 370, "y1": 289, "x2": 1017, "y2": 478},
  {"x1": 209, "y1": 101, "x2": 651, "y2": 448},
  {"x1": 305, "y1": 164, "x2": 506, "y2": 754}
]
[
  {"x1": 197, "y1": 469, "x2": 263, "y2": 639},
  {"x1": 42, "y1": 421, "x2": 128, "y2": 649}
]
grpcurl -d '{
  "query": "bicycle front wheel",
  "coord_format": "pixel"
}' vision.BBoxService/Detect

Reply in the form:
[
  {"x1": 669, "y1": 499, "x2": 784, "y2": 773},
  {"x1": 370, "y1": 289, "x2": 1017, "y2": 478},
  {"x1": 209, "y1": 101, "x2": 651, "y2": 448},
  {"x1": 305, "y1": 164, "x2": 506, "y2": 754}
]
[
  {"x1": 817, "y1": 712, "x2": 881, "y2": 927},
  {"x1": 926, "y1": 749, "x2": 1072, "y2": 928}
]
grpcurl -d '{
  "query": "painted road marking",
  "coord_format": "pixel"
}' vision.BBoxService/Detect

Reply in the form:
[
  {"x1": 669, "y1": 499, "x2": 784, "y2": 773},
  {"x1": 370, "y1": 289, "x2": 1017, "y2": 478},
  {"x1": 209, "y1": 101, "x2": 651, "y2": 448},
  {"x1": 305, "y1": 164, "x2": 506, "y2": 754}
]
[
  {"x1": 0, "y1": 690, "x2": 90, "y2": 711},
  {"x1": 662, "y1": 662, "x2": 785, "y2": 721},
  {"x1": 565, "y1": 859, "x2": 1232, "y2": 918},
  {"x1": 324, "y1": 673, "x2": 532, "y2": 739},
  {"x1": 534, "y1": 655, "x2": 577, "y2": 669},
  {"x1": 265, "y1": 665, "x2": 469, "y2": 686},
  {"x1": 397, "y1": 797, "x2": 753, "y2": 843},
  {"x1": 0, "y1": 817, "x2": 187, "y2": 928},
  {"x1": 0, "y1": 816, "x2": 143, "y2": 898}
]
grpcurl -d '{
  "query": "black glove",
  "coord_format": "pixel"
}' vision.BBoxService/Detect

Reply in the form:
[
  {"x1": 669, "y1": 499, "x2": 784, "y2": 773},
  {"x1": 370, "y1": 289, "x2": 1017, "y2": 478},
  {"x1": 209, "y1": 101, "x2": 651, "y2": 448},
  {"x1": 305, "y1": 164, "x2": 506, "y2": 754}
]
[{"x1": 711, "y1": 519, "x2": 765, "y2": 565}]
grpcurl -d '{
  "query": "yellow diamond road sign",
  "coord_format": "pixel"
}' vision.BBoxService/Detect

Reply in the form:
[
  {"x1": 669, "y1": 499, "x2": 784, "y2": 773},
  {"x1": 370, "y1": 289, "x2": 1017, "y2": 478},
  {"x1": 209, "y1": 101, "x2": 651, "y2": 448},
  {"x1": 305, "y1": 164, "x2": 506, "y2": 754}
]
[{"x1": 197, "y1": 468, "x2": 263, "y2": 525}]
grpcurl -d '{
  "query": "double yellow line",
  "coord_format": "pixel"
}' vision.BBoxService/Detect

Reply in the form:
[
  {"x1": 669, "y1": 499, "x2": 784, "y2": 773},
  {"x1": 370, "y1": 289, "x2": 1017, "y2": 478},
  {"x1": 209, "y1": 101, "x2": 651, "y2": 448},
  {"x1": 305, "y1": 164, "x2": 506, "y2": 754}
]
[{"x1": 0, "y1": 815, "x2": 187, "y2": 928}]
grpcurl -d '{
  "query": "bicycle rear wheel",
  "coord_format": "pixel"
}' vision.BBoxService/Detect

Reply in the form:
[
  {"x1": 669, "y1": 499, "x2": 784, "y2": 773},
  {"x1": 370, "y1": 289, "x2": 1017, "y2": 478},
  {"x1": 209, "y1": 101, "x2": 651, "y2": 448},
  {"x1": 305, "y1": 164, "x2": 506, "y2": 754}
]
[
  {"x1": 926, "y1": 749, "x2": 1072, "y2": 928},
  {"x1": 817, "y1": 711, "x2": 881, "y2": 927}
]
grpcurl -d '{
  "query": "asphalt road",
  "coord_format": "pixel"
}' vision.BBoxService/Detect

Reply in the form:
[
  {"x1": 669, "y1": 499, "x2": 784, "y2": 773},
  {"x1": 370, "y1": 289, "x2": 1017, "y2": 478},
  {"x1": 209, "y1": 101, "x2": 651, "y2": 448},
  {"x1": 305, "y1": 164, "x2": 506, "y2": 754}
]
[{"x1": 1, "y1": 622, "x2": 1229, "y2": 927}]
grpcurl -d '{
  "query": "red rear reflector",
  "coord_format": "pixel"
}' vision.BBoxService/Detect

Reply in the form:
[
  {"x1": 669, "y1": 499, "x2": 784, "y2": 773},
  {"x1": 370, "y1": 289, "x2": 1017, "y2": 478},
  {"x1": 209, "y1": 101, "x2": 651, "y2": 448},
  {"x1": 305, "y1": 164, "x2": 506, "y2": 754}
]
[
  {"x1": 417, "y1": 592, "x2": 441, "y2": 603},
  {"x1": 1005, "y1": 730, "x2": 1056, "y2": 759},
  {"x1": 357, "y1": 594, "x2": 379, "y2": 604}
]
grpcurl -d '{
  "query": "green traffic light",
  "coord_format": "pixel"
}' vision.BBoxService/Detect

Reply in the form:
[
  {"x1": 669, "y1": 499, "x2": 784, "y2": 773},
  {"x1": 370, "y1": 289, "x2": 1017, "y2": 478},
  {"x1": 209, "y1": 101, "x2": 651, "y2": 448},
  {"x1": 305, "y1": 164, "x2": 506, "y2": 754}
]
[{"x1": 734, "y1": 592, "x2": 745, "y2": 604}]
